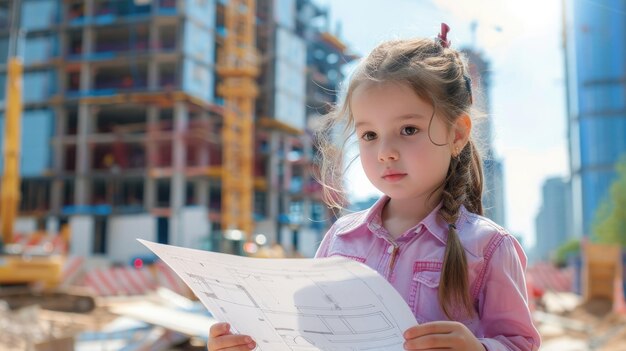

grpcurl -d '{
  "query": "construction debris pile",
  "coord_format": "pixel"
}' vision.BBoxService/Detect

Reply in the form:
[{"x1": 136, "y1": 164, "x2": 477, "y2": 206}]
[
  {"x1": 0, "y1": 303, "x2": 75, "y2": 351},
  {"x1": 0, "y1": 287, "x2": 215, "y2": 351},
  {"x1": 529, "y1": 242, "x2": 626, "y2": 351},
  {"x1": 535, "y1": 293, "x2": 626, "y2": 351}
]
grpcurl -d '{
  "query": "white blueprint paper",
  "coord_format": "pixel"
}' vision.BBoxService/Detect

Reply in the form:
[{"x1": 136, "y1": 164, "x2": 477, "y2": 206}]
[{"x1": 139, "y1": 239, "x2": 417, "y2": 351}]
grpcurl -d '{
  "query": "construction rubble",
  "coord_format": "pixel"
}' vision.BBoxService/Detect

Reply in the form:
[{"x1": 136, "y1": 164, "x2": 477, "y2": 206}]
[
  {"x1": 0, "y1": 287, "x2": 216, "y2": 351},
  {"x1": 534, "y1": 292, "x2": 626, "y2": 351}
]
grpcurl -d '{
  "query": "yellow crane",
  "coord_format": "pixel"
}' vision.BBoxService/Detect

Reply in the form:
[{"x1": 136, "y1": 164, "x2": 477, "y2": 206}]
[
  {"x1": 217, "y1": 0, "x2": 259, "y2": 240},
  {"x1": 0, "y1": 56, "x2": 64, "y2": 290},
  {"x1": 0, "y1": 0, "x2": 94, "y2": 312},
  {"x1": 0, "y1": 49, "x2": 79, "y2": 309},
  {"x1": 0, "y1": 53, "x2": 22, "y2": 251}
]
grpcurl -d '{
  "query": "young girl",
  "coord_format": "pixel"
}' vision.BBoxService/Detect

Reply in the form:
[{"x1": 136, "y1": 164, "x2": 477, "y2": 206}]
[{"x1": 208, "y1": 24, "x2": 541, "y2": 351}]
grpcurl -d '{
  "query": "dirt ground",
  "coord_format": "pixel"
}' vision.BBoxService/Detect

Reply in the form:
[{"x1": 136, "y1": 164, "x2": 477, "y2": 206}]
[{"x1": 538, "y1": 296, "x2": 626, "y2": 351}]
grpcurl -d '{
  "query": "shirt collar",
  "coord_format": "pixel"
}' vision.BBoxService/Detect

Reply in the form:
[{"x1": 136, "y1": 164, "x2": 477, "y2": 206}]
[{"x1": 336, "y1": 195, "x2": 466, "y2": 244}]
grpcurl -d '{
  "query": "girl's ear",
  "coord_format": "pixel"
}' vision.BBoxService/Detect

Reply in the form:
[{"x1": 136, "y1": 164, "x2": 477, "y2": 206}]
[{"x1": 452, "y1": 114, "x2": 472, "y2": 153}]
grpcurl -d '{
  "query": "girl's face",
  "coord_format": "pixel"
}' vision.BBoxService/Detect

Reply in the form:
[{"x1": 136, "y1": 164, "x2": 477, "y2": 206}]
[{"x1": 352, "y1": 82, "x2": 455, "y2": 202}]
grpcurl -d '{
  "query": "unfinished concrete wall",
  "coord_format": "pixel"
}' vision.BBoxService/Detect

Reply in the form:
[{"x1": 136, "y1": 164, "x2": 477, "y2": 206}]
[
  {"x1": 107, "y1": 214, "x2": 156, "y2": 264},
  {"x1": 14, "y1": 217, "x2": 38, "y2": 234},
  {"x1": 180, "y1": 206, "x2": 210, "y2": 249},
  {"x1": 69, "y1": 215, "x2": 94, "y2": 257}
]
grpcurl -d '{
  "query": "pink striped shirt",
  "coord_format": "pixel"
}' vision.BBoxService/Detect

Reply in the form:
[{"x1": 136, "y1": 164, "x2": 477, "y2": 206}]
[{"x1": 315, "y1": 196, "x2": 541, "y2": 351}]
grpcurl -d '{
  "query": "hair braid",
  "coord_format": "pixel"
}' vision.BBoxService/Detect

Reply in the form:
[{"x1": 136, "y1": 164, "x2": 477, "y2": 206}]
[{"x1": 438, "y1": 142, "x2": 476, "y2": 319}]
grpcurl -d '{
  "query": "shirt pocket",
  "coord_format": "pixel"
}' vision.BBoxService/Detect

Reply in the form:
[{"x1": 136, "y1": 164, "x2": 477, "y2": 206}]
[{"x1": 409, "y1": 261, "x2": 446, "y2": 323}]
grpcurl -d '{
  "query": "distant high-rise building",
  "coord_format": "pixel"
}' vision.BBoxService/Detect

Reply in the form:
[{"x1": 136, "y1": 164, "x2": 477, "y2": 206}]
[
  {"x1": 563, "y1": 0, "x2": 626, "y2": 237},
  {"x1": 0, "y1": 0, "x2": 353, "y2": 262},
  {"x1": 534, "y1": 177, "x2": 572, "y2": 262},
  {"x1": 255, "y1": 0, "x2": 356, "y2": 256},
  {"x1": 462, "y1": 48, "x2": 506, "y2": 227}
]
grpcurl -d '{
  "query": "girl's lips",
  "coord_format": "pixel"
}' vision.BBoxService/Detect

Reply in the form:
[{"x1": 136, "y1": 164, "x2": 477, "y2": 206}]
[{"x1": 382, "y1": 174, "x2": 406, "y2": 182}]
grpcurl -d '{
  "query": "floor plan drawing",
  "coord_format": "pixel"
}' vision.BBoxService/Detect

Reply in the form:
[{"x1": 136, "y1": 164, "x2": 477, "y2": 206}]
[{"x1": 139, "y1": 240, "x2": 417, "y2": 351}]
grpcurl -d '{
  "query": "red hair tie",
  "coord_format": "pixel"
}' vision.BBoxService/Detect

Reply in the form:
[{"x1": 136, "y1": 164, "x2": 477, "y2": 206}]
[{"x1": 437, "y1": 23, "x2": 451, "y2": 48}]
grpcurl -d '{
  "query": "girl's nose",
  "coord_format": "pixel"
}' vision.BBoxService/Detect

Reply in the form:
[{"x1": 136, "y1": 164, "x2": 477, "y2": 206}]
[{"x1": 378, "y1": 143, "x2": 399, "y2": 162}]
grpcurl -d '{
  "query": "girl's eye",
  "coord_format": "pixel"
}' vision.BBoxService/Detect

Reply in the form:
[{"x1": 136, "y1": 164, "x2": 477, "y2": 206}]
[
  {"x1": 401, "y1": 126, "x2": 419, "y2": 136},
  {"x1": 361, "y1": 131, "x2": 376, "y2": 141}
]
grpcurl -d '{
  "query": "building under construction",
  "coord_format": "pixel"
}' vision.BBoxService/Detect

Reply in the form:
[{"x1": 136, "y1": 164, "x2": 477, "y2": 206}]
[{"x1": 0, "y1": 0, "x2": 355, "y2": 263}]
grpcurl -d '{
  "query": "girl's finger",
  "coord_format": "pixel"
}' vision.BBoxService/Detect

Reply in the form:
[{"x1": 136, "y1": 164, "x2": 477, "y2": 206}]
[
  {"x1": 209, "y1": 322, "x2": 232, "y2": 338},
  {"x1": 208, "y1": 334, "x2": 255, "y2": 351}
]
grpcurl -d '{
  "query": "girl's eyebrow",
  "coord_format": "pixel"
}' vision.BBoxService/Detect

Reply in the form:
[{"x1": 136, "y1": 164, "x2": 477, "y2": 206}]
[
  {"x1": 396, "y1": 114, "x2": 427, "y2": 121},
  {"x1": 355, "y1": 114, "x2": 426, "y2": 129}
]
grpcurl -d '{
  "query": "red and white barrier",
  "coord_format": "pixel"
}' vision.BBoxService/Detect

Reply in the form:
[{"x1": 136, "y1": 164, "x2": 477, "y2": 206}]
[
  {"x1": 11, "y1": 232, "x2": 67, "y2": 254},
  {"x1": 526, "y1": 262, "x2": 574, "y2": 293},
  {"x1": 84, "y1": 266, "x2": 158, "y2": 296},
  {"x1": 58, "y1": 255, "x2": 85, "y2": 289}
]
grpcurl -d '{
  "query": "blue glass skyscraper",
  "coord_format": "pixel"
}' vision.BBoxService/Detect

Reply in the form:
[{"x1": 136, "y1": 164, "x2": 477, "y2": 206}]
[{"x1": 564, "y1": 0, "x2": 626, "y2": 237}]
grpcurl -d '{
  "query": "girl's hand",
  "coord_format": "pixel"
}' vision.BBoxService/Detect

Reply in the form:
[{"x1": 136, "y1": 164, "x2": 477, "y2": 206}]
[
  {"x1": 207, "y1": 322, "x2": 256, "y2": 351},
  {"x1": 403, "y1": 321, "x2": 486, "y2": 351}
]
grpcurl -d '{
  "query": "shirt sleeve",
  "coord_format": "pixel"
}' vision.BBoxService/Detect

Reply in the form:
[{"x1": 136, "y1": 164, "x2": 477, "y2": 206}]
[{"x1": 477, "y1": 235, "x2": 541, "y2": 351}]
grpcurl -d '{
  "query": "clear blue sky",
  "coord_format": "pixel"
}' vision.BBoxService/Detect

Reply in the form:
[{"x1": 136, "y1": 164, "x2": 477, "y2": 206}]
[{"x1": 316, "y1": 0, "x2": 568, "y2": 249}]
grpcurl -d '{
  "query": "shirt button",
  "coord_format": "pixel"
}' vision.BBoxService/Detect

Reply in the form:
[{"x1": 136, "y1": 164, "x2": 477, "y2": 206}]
[{"x1": 387, "y1": 245, "x2": 394, "y2": 254}]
